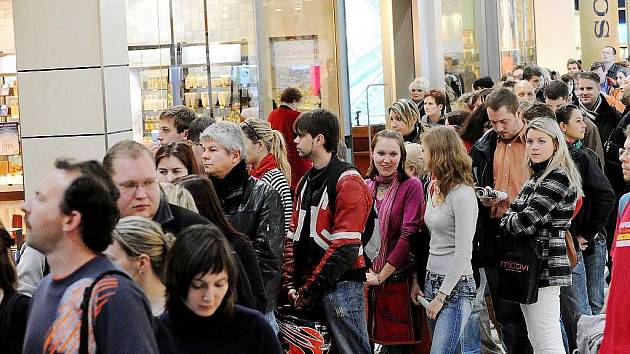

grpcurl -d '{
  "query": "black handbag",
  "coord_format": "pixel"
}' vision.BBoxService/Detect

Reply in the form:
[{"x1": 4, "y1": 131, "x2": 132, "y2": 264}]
[{"x1": 496, "y1": 235, "x2": 544, "y2": 304}]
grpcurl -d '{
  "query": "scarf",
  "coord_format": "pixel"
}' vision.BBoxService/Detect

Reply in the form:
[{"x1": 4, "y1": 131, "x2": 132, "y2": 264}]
[
  {"x1": 579, "y1": 93, "x2": 603, "y2": 123},
  {"x1": 251, "y1": 154, "x2": 278, "y2": 180},
  {"x1": 368, "y1": 172, "x2": 401, "y2": 272},
  {"x1": 210, "y1": 160, "x2": 249, "y2": 201}
]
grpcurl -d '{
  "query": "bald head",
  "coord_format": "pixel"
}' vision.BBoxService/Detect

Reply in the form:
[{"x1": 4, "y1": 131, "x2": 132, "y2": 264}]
[{"x1": 514, "y1": 80, "x2": 535, "y2": 104}]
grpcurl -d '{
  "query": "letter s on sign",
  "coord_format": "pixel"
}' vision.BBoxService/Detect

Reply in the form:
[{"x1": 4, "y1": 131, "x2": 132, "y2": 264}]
[
  {"x1": 594, "y1": 20, "x2": 610, "y2": 38},
  {"x1": 593, "y1": 0, "x2": 609, "y2": 17}
]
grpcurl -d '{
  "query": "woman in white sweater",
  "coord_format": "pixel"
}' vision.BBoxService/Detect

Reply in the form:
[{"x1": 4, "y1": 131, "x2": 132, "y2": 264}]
[{"x1": 420, "y1": 126, "x2": 478, "y2": 354}]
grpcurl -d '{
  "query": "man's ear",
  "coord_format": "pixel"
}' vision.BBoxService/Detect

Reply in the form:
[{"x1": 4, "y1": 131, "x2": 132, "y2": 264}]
[
  {"x1": 182, "y1": 129, "x2": 189, "y2": 140},
  {"x1": 62, "y1": 210, "x2": 82, "y2": 233}
]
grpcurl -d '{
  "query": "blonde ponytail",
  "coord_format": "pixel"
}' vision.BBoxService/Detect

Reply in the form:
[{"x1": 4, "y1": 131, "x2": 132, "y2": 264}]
[{"x1": 271, "y1": 130, "x2": 292, "y2": 186}]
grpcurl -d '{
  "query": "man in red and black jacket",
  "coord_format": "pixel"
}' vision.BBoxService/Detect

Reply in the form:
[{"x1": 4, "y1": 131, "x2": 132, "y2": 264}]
[{"x1": 281, "y1": 109, "x2": 372, "y2": 354}]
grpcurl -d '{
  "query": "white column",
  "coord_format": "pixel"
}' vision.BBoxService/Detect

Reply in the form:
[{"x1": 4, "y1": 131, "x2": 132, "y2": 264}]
[
  {"x1": 412, "y1": 0, "x2": 445, "y2": 89},
  {"x1": 13, "y1": 0, "x2": 132, "y2": 196},
  {"x1": 534, "y1": 0, "x2": 577, "y2": 73}
]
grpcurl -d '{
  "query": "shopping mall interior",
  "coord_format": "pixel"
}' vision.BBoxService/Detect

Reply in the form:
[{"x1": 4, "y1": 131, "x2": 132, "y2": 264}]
[{"x1": 0, "y1": 0, "x2": 626, "y2": 235}]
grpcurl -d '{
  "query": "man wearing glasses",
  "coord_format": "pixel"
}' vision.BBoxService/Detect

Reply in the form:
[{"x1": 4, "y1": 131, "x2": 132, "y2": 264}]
[
  {"x1": 103, "y1": 140, "x2": 209, "y2": 234},
  {"x1": 601, "y1": 46, "x2": 621, "y2": 82}
]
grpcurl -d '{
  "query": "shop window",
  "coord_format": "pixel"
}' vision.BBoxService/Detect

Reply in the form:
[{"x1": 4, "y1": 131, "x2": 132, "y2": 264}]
[{"x1": 498, "y1": 0, "x2": 536, "y2": 76}]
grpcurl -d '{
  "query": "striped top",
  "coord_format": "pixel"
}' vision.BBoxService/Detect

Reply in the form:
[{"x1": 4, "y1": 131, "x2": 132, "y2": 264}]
[{"x1": 261, "y1": 168, "x2": 293, "y2": 233}]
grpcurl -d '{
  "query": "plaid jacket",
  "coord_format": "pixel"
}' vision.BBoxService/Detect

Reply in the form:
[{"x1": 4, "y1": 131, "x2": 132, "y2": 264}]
[{"x1": 500, "y1": 168, "x2": 577, "y2": 287}]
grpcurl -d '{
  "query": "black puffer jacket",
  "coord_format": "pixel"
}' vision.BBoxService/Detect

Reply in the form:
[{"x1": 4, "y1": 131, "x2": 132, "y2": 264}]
[
  {"x1": 211, "y1": 161, "x2": 284, "y2": 312},
  {"x1": 569, "y1": 143, "x2": 616, "y2": 242}
]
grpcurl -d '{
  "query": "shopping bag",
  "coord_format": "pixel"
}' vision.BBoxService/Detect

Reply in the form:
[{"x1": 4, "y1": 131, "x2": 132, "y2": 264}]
[{"x1": 496, "y1": 236, "x2": 544, "y2": 304}]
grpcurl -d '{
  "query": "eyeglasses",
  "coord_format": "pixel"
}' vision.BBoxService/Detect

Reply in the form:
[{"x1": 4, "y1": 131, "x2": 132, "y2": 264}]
[
  {"x1": 602, "y1": 50, "x2": 615, "y2": 55},
  {"x1": 118, "y1": 179, "x2": 158, "y2": 194},
  {"x1": 619, "y1": 148, "x2": 630, "y2": 159},
  {"x1": 242, "y1": 121, "x2": 261, "y2": 141}
]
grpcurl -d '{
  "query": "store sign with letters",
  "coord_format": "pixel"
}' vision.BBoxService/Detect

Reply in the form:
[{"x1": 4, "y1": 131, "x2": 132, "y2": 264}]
[{"x1": 579, "y1": 0, "x2": 620, "y2": 67}]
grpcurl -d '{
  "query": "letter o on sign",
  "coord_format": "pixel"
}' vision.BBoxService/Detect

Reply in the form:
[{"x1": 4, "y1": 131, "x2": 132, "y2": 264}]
[{"x1": 593, "y1": 0, "x2": 609, "y2": 17}]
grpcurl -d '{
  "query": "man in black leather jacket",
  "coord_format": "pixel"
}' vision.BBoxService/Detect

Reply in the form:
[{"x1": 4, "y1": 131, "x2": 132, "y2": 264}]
[{"x1": 200, "y1": 121, "x2": 284, "y2": 331}]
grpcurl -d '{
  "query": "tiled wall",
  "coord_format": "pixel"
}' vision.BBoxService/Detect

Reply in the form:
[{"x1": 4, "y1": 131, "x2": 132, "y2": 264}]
[
  {"x1": 126, "y1": 0, "x2": 255, "y2": 46},
  {"x1": 0, "y1": 0, "x2": 15, "y2": 54}
]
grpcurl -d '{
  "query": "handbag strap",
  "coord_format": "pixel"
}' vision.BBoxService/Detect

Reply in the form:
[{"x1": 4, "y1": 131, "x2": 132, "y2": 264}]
[{"x1": 79, "y1": 270, "x2": 131, "y2": 354}]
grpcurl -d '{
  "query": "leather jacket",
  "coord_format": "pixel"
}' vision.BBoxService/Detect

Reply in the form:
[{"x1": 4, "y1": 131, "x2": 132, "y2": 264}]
[{"x1": 220, "y1": 174, "x2": 285, "y2": 312}]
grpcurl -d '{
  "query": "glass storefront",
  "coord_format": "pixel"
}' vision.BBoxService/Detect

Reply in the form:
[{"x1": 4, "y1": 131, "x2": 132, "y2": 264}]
[
  {"x1": 498, "y1": 0, "x2": 536, "y2": 75},
  {"x1": 126, "y1": 0, "x2": 341, "y2": 143},
  {"x1": 0, "y1": 0, "x2": 26, "y2": 241},
  {"x1": 442, "y1": 0, "x2": 480, "y2": 93}
]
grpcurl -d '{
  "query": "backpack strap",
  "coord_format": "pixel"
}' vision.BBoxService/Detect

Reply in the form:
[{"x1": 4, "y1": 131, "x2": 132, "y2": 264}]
[{"x1": 79, "y1": 270, "x2": 131, "y2": 354}]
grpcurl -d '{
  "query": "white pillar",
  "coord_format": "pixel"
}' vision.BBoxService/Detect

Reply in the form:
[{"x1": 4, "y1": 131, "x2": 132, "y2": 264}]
[
  {"x1": 13, "y1": 0, "x2": 132, "y2": 196},
  {"x1": 412, "y1": 0, "x2": 445, "y2": 89},
  {"x1": 534, "y1": 0, "x2": 577, "y2": 73}
]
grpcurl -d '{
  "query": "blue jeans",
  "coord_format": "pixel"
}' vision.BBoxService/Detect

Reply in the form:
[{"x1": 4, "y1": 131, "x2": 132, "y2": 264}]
[
  {"x1": 264, "y1": 311, "x2": 279, "y2": 335},
  {"x1": 321, "y1": 281, "x2": 371, "y2": 354},
  {"x1": 425, "y1": 271, "x2": 476, "y2": 354},
  {"x1": 584, "y1": 237, "x2": 607, "y2": 314},
  {"x1": 560, "y1": 252, "x2": 592, "y2": 351},
  {"x1": 460, "y1": 270, "x2": 486, "y2": 354}
]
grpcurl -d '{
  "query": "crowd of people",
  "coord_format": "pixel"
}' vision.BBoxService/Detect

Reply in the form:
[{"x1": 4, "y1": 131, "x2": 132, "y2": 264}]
[{"x1": 2, "y1": 45, "x2": 630, "y2": 354}]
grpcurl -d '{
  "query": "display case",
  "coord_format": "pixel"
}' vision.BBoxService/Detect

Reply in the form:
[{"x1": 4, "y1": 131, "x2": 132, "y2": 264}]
[
  {"x1": 0, "y1": 54, "x2": 24, "y2": 202},
  {"x1": 129, "y1": 41, "x2": 258, "y2": 144}
]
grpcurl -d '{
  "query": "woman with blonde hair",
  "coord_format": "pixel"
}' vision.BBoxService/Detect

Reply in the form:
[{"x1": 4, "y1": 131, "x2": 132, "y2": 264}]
[
  {"x1": 160, "y1": 183, "x2": 198, "y2": 213},
  {"x1": 240, "y1": 118, "x2": 293, "y2": 233},
  {"x1": 388, "y1": 98, "x2": 424, "y2": 144},
  {"x1": 405, "y1": 142, "x2": 431, "y2": 190},
  {"x1": 500, "y1": 117, "x2": 582, "y2": 353},
  {"x1": 416, "y1": 126, "x2": 478, "y2": 353},
  {"x1": 104, "y1": 216, "x2": 175, "y2": 317}
]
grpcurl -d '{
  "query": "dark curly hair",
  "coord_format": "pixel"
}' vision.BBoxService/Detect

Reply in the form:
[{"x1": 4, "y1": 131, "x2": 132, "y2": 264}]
[{"x1": 55, "y1": 159, "x2": 120, "y2": 253}]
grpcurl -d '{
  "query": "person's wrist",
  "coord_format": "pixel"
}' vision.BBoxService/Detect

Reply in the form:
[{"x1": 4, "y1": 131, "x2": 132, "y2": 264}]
[
  {"x1": 436, "y1": 291, "x2": 447, "y2": 303},
  {"x1": 376, "y1": 273, "x2": 384, "y2": 284}
]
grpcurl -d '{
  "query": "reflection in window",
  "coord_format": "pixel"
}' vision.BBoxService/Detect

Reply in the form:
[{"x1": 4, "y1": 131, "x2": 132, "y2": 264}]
[
  {"x1": 442, "y1": 0, "x2": 480, "y2": 93},
  {"x1": 498, "y1": 0, "x2": 536, "y2": 76}
]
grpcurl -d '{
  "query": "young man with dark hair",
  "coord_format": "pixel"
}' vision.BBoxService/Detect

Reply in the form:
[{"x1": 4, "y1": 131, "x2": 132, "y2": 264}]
[
  {"x1": 103, "y1": 140, "x2": 210, "y2": 234},
  {"x1": 282, "y1": 108, "x2": 372, "y2": 354},
  {"x1": 157, "y1": 105, "x2": 197, "y2": 145},
  {"x1": 545, "y1": 80, "x2": 605, "y2": 164},
  {"x1": 185, "y1": 116, "x2": 215, "y2": 174},
  {"x1": 523, "y1": 65, "x2": 545, "y2": 101},
  {"x1": 268, "y1": 87, "x2": 312, "y2": 191},
  {"x1": 471, "y1": 88, "x2": 533, "y2": 353},
  {"x1": 22, "y1": 159, "x2": 158, "y2": 353},
  {"x1": 473, "y1": 76, "x2": 494, "y2": 91},
  {"x1": 522, "y1": 102, "x2": 555, "y2": 121}
]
